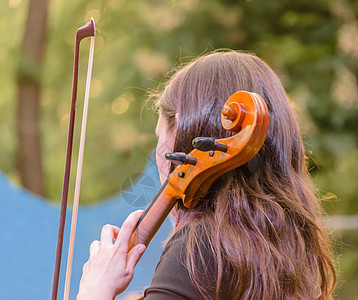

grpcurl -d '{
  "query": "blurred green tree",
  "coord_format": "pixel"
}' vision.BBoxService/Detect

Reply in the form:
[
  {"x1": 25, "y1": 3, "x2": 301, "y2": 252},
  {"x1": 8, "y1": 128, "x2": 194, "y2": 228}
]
[{"x1": 17, "y1": 0, "x2": 49, "y2": 196}]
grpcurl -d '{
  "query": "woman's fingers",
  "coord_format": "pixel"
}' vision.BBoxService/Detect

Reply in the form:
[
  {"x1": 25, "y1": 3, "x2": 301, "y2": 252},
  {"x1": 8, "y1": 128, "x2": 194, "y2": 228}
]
[
  {"x1": 100, "y1": 224, "x2": 120, "y2": 245},
  {"x1": 79, "y1": 211, "x2": 146, "y2": 299},
  {"x1": 127, "y1": 244, "x2": 146, "y2": 274},
  {"x1": 114, "y1": 210, "x2": 144, "y2": 255}
]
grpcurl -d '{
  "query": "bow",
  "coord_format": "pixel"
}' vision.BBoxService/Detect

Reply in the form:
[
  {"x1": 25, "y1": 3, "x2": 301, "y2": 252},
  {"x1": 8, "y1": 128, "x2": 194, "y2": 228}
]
[{"x1": 51, "y1": 18, "x2": 96, "y2": 300}]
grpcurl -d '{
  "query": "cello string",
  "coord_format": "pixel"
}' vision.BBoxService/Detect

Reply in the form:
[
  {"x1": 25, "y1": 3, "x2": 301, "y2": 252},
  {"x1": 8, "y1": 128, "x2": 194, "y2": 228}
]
[
  {"x1": 63, "y1": 35, "x2": 95, "y2": 300},
  {"x1": 132, "y1": 178, "x2": 170, "y2": 233}
]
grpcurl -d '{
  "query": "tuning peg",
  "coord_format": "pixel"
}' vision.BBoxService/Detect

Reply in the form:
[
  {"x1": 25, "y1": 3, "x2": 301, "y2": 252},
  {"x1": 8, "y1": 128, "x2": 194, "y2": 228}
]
[
  {"x1": 165, "y1": 152, "x2": 197, "y2": 166},
  {"x1": 192, "y1": 137, "x2": 228, "y2": 153}
]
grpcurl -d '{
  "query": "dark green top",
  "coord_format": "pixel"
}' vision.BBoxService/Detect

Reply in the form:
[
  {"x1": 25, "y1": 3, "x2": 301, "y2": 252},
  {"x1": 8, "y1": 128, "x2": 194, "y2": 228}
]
[{"x1": 143, "y1": 227, "x2": 202, "y2": 299}]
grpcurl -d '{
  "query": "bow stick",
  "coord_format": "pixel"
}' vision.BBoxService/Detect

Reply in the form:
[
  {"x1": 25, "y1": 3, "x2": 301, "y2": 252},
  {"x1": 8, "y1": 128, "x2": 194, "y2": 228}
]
[{"x1": 51, "y1": 18, "x2": 96, "y2": 300}]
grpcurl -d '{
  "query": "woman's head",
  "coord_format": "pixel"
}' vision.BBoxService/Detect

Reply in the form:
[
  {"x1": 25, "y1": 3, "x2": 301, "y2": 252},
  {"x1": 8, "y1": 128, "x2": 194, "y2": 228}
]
[
  {"x1": 155, "y1": 51, "x2": 335, "y2": 299},
  {"x1": 157, "y1": 51, "x2": 303, "y2": 187}
]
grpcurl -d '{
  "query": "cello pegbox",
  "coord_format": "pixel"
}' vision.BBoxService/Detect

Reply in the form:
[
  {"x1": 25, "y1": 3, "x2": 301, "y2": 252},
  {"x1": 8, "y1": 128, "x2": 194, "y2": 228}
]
[{"x1": 168, "y1": 91, "x2": 269, "y2": 209}]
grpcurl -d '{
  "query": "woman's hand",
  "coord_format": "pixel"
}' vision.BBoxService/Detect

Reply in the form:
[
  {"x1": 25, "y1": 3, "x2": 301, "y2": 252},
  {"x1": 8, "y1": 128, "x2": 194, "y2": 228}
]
[{"x1": 77, "y1": 210, "x2": 146, "y2": 300}]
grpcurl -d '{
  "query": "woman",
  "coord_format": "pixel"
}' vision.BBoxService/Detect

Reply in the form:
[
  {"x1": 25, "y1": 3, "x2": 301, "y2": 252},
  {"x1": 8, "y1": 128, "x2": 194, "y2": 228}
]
[{"x1": 77, "y1": 51, "x2": 336, "y2": 299}]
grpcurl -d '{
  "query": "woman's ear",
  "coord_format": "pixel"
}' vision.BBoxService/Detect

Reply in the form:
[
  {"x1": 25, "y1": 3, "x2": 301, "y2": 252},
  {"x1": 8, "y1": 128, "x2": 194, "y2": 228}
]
[{"x1": 170, "y1": 112, "x2": 179, "y2": 135}]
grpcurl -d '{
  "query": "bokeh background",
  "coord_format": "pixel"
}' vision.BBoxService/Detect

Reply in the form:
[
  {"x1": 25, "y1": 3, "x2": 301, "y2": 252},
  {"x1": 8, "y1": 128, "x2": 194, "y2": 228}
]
[{"x1": 1, "y1": 0, "x2": 358, "y2": 298}]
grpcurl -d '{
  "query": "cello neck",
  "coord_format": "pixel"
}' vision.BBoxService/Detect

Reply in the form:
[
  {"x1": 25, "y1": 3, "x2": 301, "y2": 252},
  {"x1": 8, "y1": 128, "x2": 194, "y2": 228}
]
[{"x1": 129, "y1": 179, "x2": 182, "y2": 250}]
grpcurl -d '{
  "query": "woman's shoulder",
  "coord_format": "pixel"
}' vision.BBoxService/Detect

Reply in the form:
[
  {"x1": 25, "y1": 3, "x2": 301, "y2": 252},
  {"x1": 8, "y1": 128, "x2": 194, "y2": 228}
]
[
  {"x1": 160, "y1": 225, "x2": 189, "y2": 258},
  {"x1": 143, "y1": 225, "x2": 202, "y2": 299},
  {"x1": 144, "y1": 220, "x2": 231, "y2": 299},
  {"x1": 159, "y1": 220, "x2": 211, "y2": 266}
]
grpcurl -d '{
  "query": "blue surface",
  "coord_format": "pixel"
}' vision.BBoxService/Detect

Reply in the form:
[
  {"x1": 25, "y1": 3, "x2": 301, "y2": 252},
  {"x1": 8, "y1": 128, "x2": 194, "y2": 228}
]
[{"x1": 0, "y1": 158, "x2": 172, "y2": 299}]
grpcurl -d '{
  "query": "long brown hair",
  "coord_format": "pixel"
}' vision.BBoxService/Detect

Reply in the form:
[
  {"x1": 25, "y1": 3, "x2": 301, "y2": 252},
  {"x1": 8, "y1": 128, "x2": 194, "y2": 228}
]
[{"x1": 157, "y1": 51, "x2": 336, "y2": 299}]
